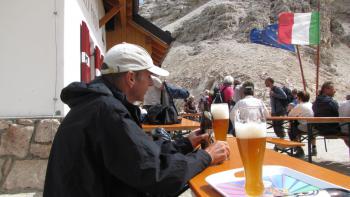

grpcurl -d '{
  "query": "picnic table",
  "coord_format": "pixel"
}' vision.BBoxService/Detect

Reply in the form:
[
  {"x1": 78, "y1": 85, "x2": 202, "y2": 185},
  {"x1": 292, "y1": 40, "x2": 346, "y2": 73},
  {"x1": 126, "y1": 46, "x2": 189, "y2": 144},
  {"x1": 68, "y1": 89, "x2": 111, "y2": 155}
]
[
  {"x1": 189, "y1": 136, "x2": 350, "y2": 197},
  {"x1": 142, "y1": 117, "x2": 200, "y2": 132}
]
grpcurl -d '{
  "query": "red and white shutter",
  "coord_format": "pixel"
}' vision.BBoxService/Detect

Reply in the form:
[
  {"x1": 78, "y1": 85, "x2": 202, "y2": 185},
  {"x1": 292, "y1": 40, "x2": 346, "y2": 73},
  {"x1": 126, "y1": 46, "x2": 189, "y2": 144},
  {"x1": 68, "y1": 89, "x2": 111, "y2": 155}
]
[
  {"x1": 81, "y1": 21, "x2": 91, "y2": 83},
  {"x1": 94, "y1": 46, "x2": 102, "y2": 77}
]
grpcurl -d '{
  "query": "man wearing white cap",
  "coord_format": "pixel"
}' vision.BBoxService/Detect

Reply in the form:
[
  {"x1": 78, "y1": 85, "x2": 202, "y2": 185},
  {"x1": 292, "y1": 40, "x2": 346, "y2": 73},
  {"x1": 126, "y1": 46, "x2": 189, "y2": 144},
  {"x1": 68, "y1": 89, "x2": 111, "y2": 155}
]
[{"x1": 44, "y1": 43, "x2": 229, "y2": 197}]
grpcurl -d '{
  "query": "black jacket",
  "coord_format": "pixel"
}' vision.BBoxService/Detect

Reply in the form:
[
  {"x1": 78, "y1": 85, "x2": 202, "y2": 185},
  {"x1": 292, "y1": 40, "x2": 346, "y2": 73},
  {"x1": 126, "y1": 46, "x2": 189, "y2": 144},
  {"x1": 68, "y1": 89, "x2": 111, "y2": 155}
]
[
  {"x1": 43, "y1": 78, "x2": 211, "y2": 197},
  {"x1": 312, "y1": 95, "x2": 340, "y2": 134},
  {"x1": 270, "y1": 86, "x2": 287, "y2": 115}
]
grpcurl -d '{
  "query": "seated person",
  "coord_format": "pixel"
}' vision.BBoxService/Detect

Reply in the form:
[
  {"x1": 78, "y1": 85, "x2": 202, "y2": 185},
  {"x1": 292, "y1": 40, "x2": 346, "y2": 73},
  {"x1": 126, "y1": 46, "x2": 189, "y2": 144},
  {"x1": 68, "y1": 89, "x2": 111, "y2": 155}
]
[
  {"x1": 312, "y1": 81, "x2": 340, "y2": 155},
  {"x1": 288, "y1": 91, "x2": 314, "y2": 157},
  {"x1": 43, "y1": 43, "x2": 230, "y2": 197},
  {"x1": 198, "y1": 89, "x2": 210, "y2": 112},
  {"x1": 184, "y1": 95, "x2": 197, "y2": 114},
  {"x1": 312, "y1": 81, "x2": 340, "y2": 135},
  {"x1": 339, "y1": 94, "x2": 350, "y2": 135},
  {"x1": 339, "y1": 95, "x2": 350, "y2": 147}
]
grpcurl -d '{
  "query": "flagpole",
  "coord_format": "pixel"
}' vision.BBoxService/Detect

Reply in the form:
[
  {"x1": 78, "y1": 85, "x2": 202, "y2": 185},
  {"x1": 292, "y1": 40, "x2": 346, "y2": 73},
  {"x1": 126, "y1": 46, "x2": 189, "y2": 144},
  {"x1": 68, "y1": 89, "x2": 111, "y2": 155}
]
[
  {"x1": 296, "y1": 45, "x2": 307, "y2": 92},
  {"x1": 315, "y1": 0, "x2": 321, "y2": 98}
]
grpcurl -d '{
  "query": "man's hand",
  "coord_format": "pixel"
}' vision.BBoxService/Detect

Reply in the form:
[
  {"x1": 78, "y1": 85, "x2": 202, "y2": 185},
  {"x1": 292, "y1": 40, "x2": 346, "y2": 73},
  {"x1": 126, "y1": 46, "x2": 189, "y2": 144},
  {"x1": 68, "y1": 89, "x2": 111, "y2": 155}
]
[
  {"x1": 205, "y1": 141, "x2": 230, "y2": 165},
  {"x1": 187, "y1": 129, "x2": 209, "y2": 148}
]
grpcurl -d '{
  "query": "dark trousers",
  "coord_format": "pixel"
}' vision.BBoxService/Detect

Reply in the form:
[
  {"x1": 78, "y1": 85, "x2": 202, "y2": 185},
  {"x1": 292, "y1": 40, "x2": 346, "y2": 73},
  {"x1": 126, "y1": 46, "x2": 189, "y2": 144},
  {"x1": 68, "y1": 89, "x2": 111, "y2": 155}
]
[
  {"x1": 272, "y1": 112, "x2": 286, "y2": 138},
  {"x1": 228, "y1": 119, "x2": 235, "y2": 136}
]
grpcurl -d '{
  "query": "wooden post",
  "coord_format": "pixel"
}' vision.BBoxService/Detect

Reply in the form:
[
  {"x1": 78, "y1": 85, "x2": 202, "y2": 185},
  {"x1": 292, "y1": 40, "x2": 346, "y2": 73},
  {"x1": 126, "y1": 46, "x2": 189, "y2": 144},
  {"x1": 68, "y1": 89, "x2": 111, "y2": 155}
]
[
  {"x1": 296, "y1": 45, "x2": 307, "y2": 92},
  {"x1": 315, "y1": 0, "x2": 321, "y2": 98}
]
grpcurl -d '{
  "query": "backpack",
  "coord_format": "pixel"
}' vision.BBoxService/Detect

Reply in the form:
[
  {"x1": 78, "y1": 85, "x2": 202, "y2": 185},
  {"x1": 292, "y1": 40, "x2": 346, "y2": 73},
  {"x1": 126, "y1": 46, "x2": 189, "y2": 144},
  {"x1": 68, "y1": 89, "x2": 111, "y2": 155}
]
[
  {"x1": 280, "y1": 86, "x2": 294, "y2": 107},
  {"x1": 146, "y1": 104, "x2": 180, "y2": 125},
  {"x1": 145, "y1": 82, "x2": 181, "y2": 125},
  {"x1": 213, "y1": 86, "x2": 227, "y2": 104}
]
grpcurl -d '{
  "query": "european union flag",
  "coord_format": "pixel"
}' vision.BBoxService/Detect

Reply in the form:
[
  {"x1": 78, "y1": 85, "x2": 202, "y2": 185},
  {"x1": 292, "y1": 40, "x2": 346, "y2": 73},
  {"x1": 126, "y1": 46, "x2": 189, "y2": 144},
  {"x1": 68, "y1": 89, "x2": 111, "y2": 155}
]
[{"x1": 250, "y1": 24, "x2": 295, "y2": 52}]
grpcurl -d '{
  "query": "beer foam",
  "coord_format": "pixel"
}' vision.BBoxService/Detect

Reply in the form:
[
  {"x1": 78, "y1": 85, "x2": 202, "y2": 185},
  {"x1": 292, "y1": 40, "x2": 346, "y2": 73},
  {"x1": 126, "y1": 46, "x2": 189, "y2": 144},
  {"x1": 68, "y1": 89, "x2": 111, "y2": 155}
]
[
  {"x1": 211, "y1": 103, "x2": 229, "y2": 119},
  {"x1": 235, "y1": 122, "x2": 267, "y2": 138}
]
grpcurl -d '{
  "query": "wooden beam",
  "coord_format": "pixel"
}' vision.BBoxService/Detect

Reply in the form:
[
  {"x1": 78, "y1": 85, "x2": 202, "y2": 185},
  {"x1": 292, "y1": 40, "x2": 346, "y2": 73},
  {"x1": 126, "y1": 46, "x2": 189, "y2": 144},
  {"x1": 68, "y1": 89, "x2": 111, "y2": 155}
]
[
  {"x1": 152, "y1": 55, "x2": 161, "y2": 63},
  {"x1": 151, "y1": 40, "x2": 167, "y2": 52},
  {"x1": 151, "y1": 51, "x2": 163, "y2": 60},
  {"x1": 152, "y1": 58, "x2": 161, "y2": 66},
  {"x1": 128, "y1": 20, "x2": 168, "y2": 48},
  {"x1": 120, "y1": 0, "x2": 127, "y2": 40},
  {"x1": 152, "y1": 46, "x2": 165, "y2": 56},
  {"x1": 99, "y1": 5, "x2": 120, "y2": 28},
  {"x1": 104, "y1": 0, "x2": 117, "y2": 7}
]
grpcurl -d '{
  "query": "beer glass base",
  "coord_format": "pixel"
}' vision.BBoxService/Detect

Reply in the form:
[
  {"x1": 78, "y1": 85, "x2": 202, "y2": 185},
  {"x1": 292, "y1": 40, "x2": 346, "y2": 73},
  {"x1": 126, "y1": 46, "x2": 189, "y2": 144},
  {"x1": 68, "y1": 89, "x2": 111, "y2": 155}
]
[
  {"x1": 245, "y1": 187, "x2": 264, "y2": 197},
  {"x1": 245, "y1": 191, "x2": 264, "y2": 197}
]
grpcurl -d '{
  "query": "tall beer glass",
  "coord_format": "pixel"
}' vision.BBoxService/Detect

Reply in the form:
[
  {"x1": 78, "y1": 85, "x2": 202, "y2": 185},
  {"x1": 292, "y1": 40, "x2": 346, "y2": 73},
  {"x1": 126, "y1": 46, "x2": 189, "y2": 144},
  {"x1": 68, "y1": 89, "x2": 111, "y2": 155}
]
[
  {"x1": 211, "y1": 103, "x2": 229, "y2": 141},
  {"x1": 234, "y1": 106, "x2": 267, "y2": 196}
]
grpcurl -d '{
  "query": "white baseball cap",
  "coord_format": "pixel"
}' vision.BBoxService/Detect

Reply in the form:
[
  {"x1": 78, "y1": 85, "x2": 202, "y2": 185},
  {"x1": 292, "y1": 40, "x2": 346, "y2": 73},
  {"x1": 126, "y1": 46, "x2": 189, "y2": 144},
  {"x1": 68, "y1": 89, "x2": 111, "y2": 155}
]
[
  {"x1": 224, "y1": 76, "x2": 234, "y2": 84},
  {"x1": 101, "y1": 42, "x2": 169, "y2": 76}
]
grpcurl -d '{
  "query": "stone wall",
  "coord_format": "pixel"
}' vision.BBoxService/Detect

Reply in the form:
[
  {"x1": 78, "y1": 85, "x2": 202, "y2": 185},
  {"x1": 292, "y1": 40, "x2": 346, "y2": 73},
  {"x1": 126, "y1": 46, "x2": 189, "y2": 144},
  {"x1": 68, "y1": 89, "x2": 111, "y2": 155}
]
[{"x1": 0, "y1": 119, "x2": 60, "y2": 194}]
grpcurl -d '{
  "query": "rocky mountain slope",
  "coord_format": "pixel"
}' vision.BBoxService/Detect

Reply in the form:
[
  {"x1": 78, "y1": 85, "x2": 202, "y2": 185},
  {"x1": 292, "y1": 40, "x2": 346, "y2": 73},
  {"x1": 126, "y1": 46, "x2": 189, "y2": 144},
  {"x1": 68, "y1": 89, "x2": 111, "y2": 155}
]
[{"x1": 139, "y1": 0, "x2": 350, "y2": 108}]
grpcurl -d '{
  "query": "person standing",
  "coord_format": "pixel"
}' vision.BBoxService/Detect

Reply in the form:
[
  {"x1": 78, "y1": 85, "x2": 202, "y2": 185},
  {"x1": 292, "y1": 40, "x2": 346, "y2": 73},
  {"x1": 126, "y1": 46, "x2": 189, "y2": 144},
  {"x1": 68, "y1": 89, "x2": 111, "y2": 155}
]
[
  {"x1": 220, "y1": 76, "x2": 235, "y2": 106},
  {"x1": 143, "y1": 75, "x2": 163, "y2": 110},
  {"x1": 219, "y1": 76, "x2": 235, "y2": 135},
  {"x1": 230, "y1": 81, "x2": 269, "y2": 120},
  {"x1": 265, "y1": 77, "x2": 287, "y2": 139},
  {"x1": 43, "y1": 43, "x2": 230, "y2": 197}
]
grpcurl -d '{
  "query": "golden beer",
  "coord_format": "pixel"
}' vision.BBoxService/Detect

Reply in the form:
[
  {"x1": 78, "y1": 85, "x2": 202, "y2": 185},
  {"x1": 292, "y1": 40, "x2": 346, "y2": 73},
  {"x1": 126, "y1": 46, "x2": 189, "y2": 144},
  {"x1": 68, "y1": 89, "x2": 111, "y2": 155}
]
[
  {"x1": 212, "y1": 119, "x2": 229, "y2": 141},
  {"x1": 211, "y1": 103, "x2": 229, "y2": 141},
  {"x1": 237, "y1": 137, "x2": 266, "y2": 196},
  {"x1": 235, "y1": 110, "x2": 267, "y2": 197}
]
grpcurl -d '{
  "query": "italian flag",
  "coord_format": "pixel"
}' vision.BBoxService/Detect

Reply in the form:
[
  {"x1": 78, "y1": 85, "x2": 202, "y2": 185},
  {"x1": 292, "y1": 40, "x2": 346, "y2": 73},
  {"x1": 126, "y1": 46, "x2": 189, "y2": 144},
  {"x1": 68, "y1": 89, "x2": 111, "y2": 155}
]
[{"x1": 278, "y1": 12, "x2": 320, "y2": 45}]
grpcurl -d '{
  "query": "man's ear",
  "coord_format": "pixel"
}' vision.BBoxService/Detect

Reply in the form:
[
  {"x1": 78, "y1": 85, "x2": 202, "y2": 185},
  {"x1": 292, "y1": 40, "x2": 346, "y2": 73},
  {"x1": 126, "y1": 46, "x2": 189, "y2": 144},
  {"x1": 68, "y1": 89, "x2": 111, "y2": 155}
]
[{"x1": 125, "y1": 71, "x2": 136, "y2": 87}]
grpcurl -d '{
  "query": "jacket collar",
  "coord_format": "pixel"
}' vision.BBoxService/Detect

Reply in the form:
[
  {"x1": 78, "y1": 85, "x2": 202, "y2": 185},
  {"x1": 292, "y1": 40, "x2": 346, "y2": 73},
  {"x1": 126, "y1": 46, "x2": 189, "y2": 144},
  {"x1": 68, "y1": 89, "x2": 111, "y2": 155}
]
[{"x1": 101, "y1": 77, "x2": 142, "y2": 126}]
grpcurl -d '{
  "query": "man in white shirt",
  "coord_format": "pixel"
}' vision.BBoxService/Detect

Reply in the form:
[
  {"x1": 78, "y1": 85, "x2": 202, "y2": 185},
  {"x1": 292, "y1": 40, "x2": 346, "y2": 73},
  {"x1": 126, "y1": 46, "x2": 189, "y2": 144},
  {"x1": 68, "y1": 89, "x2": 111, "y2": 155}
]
[
  {"x1": 143, "y1": 75, "x2": 163, "y2": 109},
  {"x1": 230, "y1": 81, "x2": 269, "y2": 122}
]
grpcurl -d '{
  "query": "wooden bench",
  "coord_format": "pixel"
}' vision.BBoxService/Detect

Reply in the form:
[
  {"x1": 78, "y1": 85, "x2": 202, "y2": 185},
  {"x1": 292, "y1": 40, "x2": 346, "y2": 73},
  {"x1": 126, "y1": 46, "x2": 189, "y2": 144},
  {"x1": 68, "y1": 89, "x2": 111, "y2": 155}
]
[
  {"x1": 266, "y1": 137, "x2": 304, "y2": 156},
  {"x1": 268, "y1": 116, "x2": 350, "y2": 163}
]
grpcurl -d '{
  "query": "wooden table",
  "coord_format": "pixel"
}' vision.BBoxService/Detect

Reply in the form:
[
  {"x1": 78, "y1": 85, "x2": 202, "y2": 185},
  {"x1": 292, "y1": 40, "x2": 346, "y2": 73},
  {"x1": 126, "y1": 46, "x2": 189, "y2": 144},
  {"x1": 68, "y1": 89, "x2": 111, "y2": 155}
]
[
  {"x1": 142, "y1": 118, "x2": 200, "y2": 132},
  {"x1": 267, "y1": 116, "x2": 350, "y2": 162},
  {"x1": 189, "y1": 137, "x2": 350, "y2": 197}
]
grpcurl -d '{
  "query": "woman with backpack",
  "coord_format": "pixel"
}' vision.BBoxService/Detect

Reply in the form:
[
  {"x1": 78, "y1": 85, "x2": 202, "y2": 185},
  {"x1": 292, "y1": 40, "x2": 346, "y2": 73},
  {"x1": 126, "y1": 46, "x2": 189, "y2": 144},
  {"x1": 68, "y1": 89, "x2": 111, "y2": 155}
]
[{"x1": 211, "y1": 76, "x2": 235, "y2": 135}]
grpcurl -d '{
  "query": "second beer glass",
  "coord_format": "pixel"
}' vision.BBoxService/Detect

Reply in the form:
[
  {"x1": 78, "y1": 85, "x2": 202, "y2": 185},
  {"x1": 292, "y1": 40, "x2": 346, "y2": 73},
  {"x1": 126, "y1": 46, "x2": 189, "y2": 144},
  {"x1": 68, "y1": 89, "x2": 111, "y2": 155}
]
[
  {"x1": 234, "y1": 106, "x2": 267, "y2": 196},
  {"x1": 210, "y1": 103, "x2": 229, "y2": 141}
]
